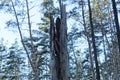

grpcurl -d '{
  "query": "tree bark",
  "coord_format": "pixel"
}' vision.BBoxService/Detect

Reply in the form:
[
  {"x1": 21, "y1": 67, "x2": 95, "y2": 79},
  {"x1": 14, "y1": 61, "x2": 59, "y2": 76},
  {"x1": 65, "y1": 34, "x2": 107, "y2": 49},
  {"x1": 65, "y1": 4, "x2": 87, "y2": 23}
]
[
  {"x1": 111, "y1": 1, "x2": 120, "y2": 79},
  {"x1": 60, "y1": 4, "x2": 69, "y2": 80},
  {"x1": 81, "y1": 0, "x2": 95, "y2": 79},
  {"x1": 87, "y1": 0, "x2": 100, "y2": 80},
  {"x1": 50, "y1": 3, "x2": 69, "y2": 80},
  {"x1": 111, "y1": 0, "x2": 120, "y2": 53},
  {"x1": 50, "y1": 14, "x2": 58, "y2": 80}
]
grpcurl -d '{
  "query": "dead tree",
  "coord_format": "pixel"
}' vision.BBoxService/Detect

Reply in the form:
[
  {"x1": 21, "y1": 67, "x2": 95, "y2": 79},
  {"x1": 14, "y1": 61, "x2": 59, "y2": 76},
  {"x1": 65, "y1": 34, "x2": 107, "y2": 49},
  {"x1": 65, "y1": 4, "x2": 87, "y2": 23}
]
[{"x1": 50, "y1": 3, "x2": 69, "y2": 80}]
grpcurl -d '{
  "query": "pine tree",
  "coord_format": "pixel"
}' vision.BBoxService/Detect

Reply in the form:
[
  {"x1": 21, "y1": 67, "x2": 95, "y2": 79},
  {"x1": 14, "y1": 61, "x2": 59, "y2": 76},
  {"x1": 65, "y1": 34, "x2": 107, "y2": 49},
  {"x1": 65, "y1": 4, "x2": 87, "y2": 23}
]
[{"x1": 87, "y1": 0, "x2": 100, "y2": 79}]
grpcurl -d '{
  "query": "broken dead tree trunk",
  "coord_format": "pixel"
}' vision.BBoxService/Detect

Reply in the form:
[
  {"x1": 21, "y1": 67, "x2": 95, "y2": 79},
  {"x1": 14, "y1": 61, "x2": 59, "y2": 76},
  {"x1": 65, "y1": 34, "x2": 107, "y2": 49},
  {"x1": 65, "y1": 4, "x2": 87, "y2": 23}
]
[{"x1": 50, "y1": 4, "x2": 69, "y2": 80}]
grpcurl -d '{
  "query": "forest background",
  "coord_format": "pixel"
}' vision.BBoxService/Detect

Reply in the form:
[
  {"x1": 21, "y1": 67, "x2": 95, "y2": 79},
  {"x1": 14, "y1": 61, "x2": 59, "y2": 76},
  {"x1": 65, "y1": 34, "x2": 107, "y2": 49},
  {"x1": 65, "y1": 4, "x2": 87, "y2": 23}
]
[{"x1": 0, "y1": 0, "x2": 120, "y2": 80}]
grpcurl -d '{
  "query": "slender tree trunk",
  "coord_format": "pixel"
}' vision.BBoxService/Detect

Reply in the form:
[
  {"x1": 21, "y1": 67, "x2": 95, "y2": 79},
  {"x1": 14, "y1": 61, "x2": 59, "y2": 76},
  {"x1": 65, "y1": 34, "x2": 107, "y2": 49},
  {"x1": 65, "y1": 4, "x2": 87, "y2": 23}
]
[
  {"x1": 11, "y1": 0, "x2": 39, "y2": 80},
  {"x1": 81, "y1": 0, "x2": 95, "y2": 79},
  {"x1": 111, "y1": 0, "x2": 120, "y2": 53},
  {"x1": 25, "y1": 0, "x2": 39, "y2": 80},
  {"x1": 50, "y1": 14, "x2": 57, "y2": 80},
  {"x1": 87, "y1": 0, "x2": 100, "y2": 80},
  {"x1": 110, "y1": 17, "x2": 119, "y2": 80},
  {"x1": 111, "y1": 1, "x2": 120, "y2": 79},
  {"x1": 11, "y1": 0, "x2": 32, "y2": 71}
]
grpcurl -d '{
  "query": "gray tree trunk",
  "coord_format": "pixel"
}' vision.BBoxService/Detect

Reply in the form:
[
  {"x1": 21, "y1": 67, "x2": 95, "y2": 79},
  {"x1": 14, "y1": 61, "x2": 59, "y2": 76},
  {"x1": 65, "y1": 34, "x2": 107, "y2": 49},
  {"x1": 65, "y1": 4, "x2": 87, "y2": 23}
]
[
  {"x1": 87, "y1": 0, "x2": 100, "y2": 80},
  {"x1": 81, "y1": 0, "x2": 95, "y2": 79},
  {"x1": 60, "y1": 4, "x2": 69, "y2": 80},
  {"x1": 111, "y1": 0, "x2": 120, "y2": 79},
  {"x1": 50, "y1": 3, "x2": 69, "y2": 80}
]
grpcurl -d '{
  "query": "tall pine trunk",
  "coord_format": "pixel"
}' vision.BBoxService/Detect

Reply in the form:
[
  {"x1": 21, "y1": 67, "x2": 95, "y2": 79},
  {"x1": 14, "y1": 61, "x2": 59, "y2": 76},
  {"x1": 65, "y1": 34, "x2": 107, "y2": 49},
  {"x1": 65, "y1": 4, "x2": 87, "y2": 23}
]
[
  {"x1": 81, "y1": 0, "x2": 95, "y2": 79},
  {"x1": 111, "y1": 0, "x2": 120, "y2": 80},
  {"x1": 87, "y1": 0, "x2": 100, "y2": 80},
  {"x1": 111, "y1": 0, "x2": 120, "y2": 53}
]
